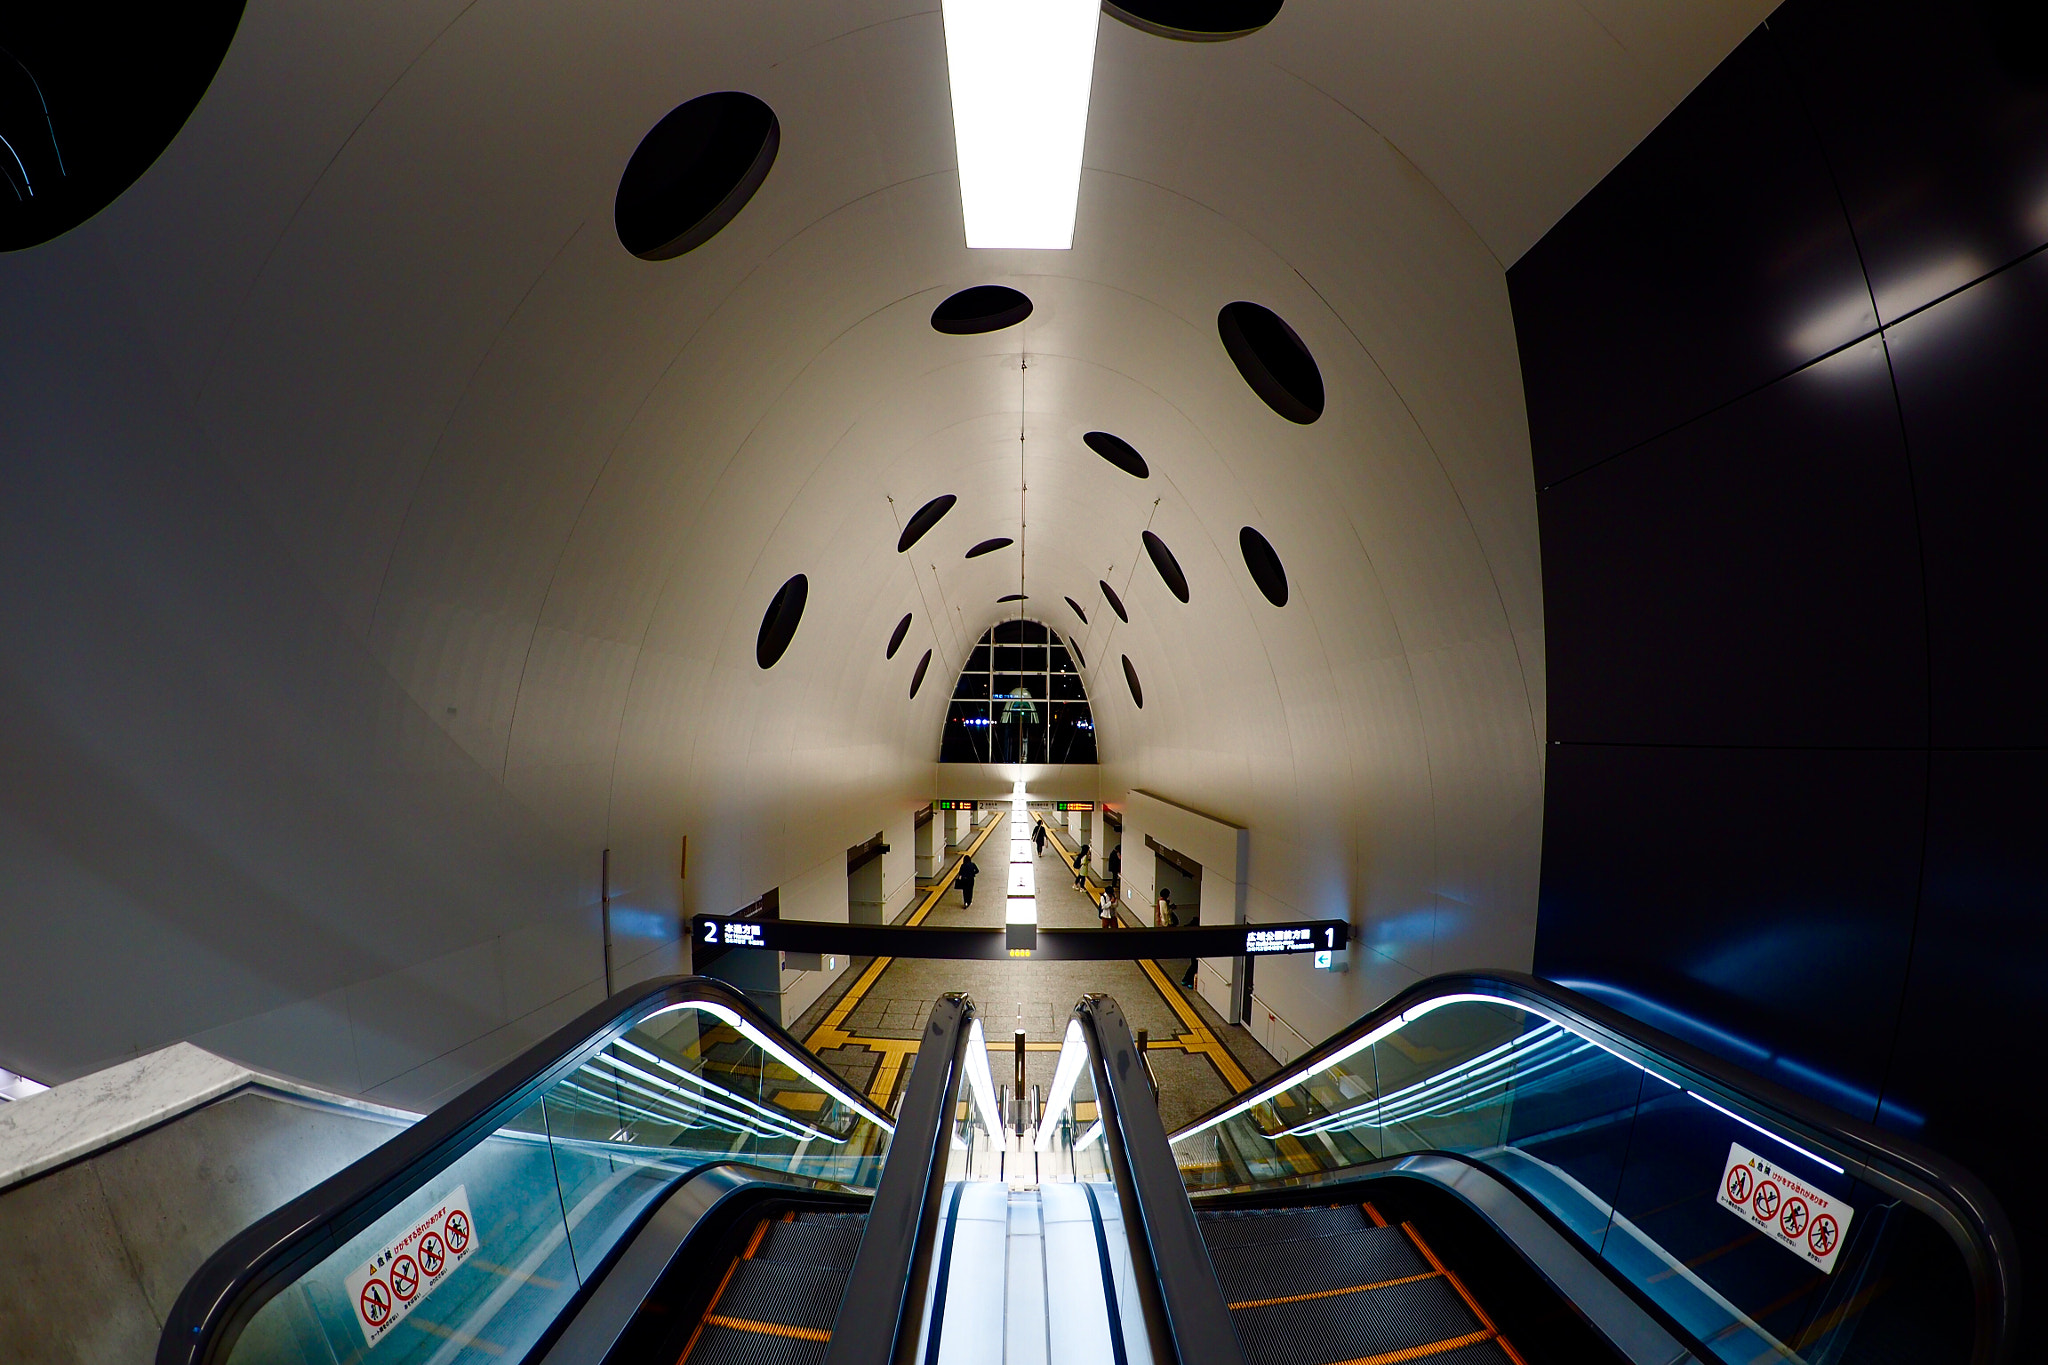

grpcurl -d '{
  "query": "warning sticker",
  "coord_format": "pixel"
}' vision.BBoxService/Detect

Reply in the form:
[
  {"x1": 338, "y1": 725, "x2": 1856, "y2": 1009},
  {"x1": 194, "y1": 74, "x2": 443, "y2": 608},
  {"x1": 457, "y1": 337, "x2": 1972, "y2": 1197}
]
[
  {"x1": 343, "y1": 1185, "x2": 480, "y2": 1346},
  {"x1": 1716, "y1": 1143, "x2": 1854, "y2": 1274}
]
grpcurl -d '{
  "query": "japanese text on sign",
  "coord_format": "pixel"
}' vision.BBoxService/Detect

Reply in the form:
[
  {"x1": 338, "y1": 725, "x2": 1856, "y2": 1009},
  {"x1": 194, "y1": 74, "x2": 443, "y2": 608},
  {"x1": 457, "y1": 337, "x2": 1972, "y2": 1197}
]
[
  {"x1": 1243, "y1": 924, "x2": 1346, "y2": 954},
  {"x1": 699, "y1": 918, "x2": 770, "y2": 949},
  {"x1": 344, "y1": 1185, "x2": 480, "y2": 1345},
  {"x1": 1716, "y1": 1142, "x2": 1855, "y2": 1274}
]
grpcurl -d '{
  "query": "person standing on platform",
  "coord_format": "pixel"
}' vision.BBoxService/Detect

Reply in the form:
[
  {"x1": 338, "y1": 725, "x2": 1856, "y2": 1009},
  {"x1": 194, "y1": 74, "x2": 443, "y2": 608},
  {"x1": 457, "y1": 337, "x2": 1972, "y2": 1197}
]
[
  {"x1": 1098, "y1": 887, "x2": 1117, "y2": 928},
  {"x1": 1032, "y1": 820, "x2": 1047, "y2": 856},
  {"x1": 1107, "y1": 843, "x2": 1121, "y2": 897},
  {"x1": 1073, "y1": 842, "x2": 1089, "y2": 887},
  {"x1": 958, "y1": 856, "x2": 979, "y2": 908},
  {"x1": 1156, "y1": 886, "x2": 1173, "y2": 928}
]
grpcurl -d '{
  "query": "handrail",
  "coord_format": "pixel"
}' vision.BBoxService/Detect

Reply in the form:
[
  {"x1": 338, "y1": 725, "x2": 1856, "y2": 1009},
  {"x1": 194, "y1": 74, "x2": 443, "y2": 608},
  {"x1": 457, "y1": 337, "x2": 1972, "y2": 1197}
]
[
  {"x1": 1077, "y1": 994, "x2": 1244, "y2": 1365},
  {"x1": 1166, "y1": 970, "x2": 2018, "y2": 1365},
  {"x1": 823, "y1": 992, "x2": 977, "y2": 1365},
  {"x1": 158, "y1": 974, "x2": 887, "y2": 1365}
]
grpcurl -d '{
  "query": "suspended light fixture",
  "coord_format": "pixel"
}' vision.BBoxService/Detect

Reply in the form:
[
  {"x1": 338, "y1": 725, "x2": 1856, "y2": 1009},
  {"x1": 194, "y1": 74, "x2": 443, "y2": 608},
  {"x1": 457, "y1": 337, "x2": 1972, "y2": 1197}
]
[{"x1": 940, "y1": 0, "x2": 1101, "y2": 249}]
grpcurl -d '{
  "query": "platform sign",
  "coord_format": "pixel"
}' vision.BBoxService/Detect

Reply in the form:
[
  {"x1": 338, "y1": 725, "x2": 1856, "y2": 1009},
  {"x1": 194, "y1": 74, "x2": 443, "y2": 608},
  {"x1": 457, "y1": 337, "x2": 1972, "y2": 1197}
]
[
  {"x1": 1055, "y1": 802, "x2": 1095, "y2": 811},
  {"x1": 1716, "y1": 1142, "x2": 1855, "y2": 1274},
  {"x1": 1243, "y1": 924, "x2": 1347, "y2": 955},
  {"x1": 344, "y1": 1185, "x2": 479, "y2": 1346},
  {"x1": 699, "y1": 917, "x2": 772, "y2": 950},
  {"x1": 935, "y1": 800, "x2": 977, "y2": 811}
]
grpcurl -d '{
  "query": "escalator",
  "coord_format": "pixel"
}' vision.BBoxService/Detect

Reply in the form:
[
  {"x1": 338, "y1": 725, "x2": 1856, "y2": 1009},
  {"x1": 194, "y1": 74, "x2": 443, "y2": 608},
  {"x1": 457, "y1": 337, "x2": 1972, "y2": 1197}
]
[{"x1": 158, "y1": 972, "x2": 2018, "y2": 1365}]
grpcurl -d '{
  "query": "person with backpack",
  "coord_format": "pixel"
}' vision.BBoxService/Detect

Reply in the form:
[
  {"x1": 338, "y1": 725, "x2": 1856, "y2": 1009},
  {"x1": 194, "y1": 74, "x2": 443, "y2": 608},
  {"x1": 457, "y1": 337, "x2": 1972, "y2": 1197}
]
[
  {"x1": 1073, "y1": 842, "x2": 1090, "y2": 887},
  {"x1": 1032, "y1": 820, "x2": 1047, "y2": 856},
  {"x1": 957, "y1": 856, "x2": 979, "y2": 908}
]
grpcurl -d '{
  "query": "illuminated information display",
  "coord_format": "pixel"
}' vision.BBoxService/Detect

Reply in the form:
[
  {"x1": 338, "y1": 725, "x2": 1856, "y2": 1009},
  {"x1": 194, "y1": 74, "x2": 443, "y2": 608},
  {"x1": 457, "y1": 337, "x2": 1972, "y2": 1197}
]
[
  {"x1": 1054, "y1": 801, "x2": 1095, "y2": 811},
  {"x1": 934, "y1": 800, "x2": 978, "y2": 811},
  {"x1": 689, "y1": 916, "x2": 1347, "y2": 961}
]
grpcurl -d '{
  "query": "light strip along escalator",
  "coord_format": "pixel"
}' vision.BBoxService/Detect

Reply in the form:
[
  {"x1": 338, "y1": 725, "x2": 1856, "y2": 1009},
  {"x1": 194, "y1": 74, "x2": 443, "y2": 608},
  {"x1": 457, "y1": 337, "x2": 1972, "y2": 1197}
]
[
  {"x1": 157, "y1": 976, "x2": 915, "y2": 1365},
  {"x1": 1165, "y1": 972, "x2": 2018, "y2": 1365}
]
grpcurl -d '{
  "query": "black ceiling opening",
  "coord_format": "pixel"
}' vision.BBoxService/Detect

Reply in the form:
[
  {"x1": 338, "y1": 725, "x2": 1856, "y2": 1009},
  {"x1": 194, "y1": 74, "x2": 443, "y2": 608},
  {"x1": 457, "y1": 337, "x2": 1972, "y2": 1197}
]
[
  {"x1": 1064, "y1": 596, "x2": 1089, "y2": 624},
  {"x1": 616, "y1": 92, "x2": 780, "y2": 261},
  {"x1": 966, "y1": 537, "x2": 1014, "y2": 559},
  {"x1": 1239, "y1": 526, "x2": 1289, "y2": 607},
  {"x1": 1069, "y1": 638, "x2": 1086, "y2": 668},
  {"x1": 1100, "y1": 579, "x2": 1129, "y2": 623},
  {"x1": 898, "y1": 494, "x2": 957, "y2": 552},
  {"x1": 1142, "y1": 531, "x2": 1190, "y2": 603},
  {"x1": 1104, "y1": 0, "x2": 1283, "y2": 42},
  {"x1": 1084, "y1": 431, "x2": 1150, "y2": 479},
  {"x1": 756, "y1": 573, "x2": 807, "y2": 668},
  {"x1": 1121, "y1": 655, "x2": 1145, "y2": 709},
  {"x1": 1218, "y1": 301, "x2": 1325, "y2": 424},
  {"x1": 998, "y1": 593, "x2": 1027, "y2": 603},
  {"x1": 886, "y1": 612, "x2": 913, "y2": 659},
  {"x1": 0, "y1": 5, "x2": 248, "y2": 252},
  {"x1": 931, "y1": 285, "x2": 1034, "y2": 335},
  {"x1": 909, "y1": 649, "x2": 933, "y2": 699}
]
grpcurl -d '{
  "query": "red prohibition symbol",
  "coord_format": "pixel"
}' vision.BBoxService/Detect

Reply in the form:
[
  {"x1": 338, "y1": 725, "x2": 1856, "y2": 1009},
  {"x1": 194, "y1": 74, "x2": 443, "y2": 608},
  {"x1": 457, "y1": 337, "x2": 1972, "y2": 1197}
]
[
  {"x1": 1778, "y1": 1197, "x2": 1810, "y2": 1240},
  {"x1": 389, "y1": 1254, "x2": 421, "y2": 1302},
  {"x1": 418, "y1": 1232, "x2": 446, "y2": 1277},
  {"x1": 1750, "y1": 1181, "x2": 1782, "y2": 1221},
  {"x1": 445, "y1": 1210, "x2": 472, "y2": 1254},
  {"x1": 1809, "y1": 1213, "x2": 1841, "y2": 1258},
  {"x1": 359, "y1": 1279, "x2": 392, "y2": 1327},
  {"x1": 1725, "y1": 1166, "x2": 1753, "y2": 1205}
]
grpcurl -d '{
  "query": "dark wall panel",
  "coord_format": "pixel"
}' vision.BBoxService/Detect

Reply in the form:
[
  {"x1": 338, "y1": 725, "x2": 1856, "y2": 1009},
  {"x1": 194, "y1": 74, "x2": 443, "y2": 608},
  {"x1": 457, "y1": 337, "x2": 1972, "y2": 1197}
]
[
  {"x1": 1510, "y1": 26, "x2": 1874, "y2": 486},
  {"x1": 1542, "y1": 338, "x2": 1924, "y2": 747},
  {"x1": 1885, "y1": 250, "x2": 2048, "y2": 747},
  {"x1": 1535, "y1": 743, "x2": 1925, "y2": 1119},
  {"x1": 1772, "y1": 0, "x2": 2048, "y2": 322}
]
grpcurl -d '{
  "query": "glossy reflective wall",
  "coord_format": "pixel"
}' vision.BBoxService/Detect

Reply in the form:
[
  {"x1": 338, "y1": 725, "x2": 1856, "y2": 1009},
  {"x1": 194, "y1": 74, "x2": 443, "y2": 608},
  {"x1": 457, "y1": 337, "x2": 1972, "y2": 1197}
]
[{"x1": 1512, "y1": 0, "x2": 2048, "y2": 1331}]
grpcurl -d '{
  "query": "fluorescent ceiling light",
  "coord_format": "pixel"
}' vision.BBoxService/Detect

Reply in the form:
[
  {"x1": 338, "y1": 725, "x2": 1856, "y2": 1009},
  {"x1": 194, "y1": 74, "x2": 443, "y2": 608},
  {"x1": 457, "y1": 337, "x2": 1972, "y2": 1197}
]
[{"x1": 941, "y1": 0, "x2": 1101, "y2": 248}]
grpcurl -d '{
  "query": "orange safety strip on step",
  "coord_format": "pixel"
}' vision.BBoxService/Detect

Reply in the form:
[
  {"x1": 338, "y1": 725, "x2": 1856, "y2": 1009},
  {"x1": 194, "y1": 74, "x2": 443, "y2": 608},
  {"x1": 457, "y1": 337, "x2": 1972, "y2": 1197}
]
[
  {"x1": 781, "y1": 1210, "x2": 796, "y2": 1222},
  {"x1": 1399, "y1": 1221, "x2": 1528, "y2": 1365},
  {"x1": 703, "y1": 1314, "x2": 834, "y2": 1342},
  {"x1": 1326, "y1": 1329, "x2": 1495, "y2": 1365},
  {"x1": 1362, "y1": 1201, "x2": 1389, "y2": 1228},
  {"x1": 676, "y1": 1220, "x2": 768, "y2": 1365},
  {"x1": 1228, "y1": 1269, "x2": 1439, "y2": 1310}
]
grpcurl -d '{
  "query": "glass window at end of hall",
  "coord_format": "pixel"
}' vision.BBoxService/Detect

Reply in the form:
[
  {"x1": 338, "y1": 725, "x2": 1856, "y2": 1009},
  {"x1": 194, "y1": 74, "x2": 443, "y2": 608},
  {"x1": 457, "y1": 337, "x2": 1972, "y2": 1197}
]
[{"x1": 940, "y1": 619, "x2": 1096, "y2": 763}]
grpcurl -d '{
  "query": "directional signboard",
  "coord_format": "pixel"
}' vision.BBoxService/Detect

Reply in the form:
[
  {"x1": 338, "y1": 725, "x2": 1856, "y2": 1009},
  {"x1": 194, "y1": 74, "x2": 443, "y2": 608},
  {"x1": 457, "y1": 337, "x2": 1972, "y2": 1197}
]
[{"x1": 688, "y1": 916, "x2": 1348, "y2": 961}]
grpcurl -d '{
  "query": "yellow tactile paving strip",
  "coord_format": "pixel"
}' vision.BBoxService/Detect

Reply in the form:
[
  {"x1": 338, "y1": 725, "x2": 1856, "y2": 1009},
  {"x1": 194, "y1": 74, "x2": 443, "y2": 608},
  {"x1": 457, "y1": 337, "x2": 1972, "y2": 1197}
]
[{"x1": 802, "y1": 810, "x2": 1265, "y2": 1109}]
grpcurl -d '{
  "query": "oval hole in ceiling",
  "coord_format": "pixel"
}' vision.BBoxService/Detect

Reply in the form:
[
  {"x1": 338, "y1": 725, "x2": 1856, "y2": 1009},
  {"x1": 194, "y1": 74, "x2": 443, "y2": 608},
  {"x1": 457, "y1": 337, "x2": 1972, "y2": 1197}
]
[
  {"x1": 1121, "y1": 655, "x2": 1144, "y2": 709},
  {"x1": 615, "y1": 91, "x2": 780, "y2": 261},
  {"x1": 898, "y1": 494, "x2": 957, "y2": 553},
  {"x1": 1100, "y1": 579, "x2": 1128, "y2": 623},
  {"x1": 1239, "y1": 526, "x2": 1289, "y2": 607},
  {"x1": 1104, "y1": 0, "x2": 1283, "y2": 42},
  {"x1": 966, "y1": 537, "x2": 1014, "y2": 559},
  {"x1": 756, "y1": 573, "x2": 807, "y2": 669},
  {"x1": 1083, "y1": 431, "x2": 1149, "y2": 479},
  {"x1": 931, "y1": 285, "x2": 1034, "y2": 335},
  {"x1": 0, "y1": 7, "x2": 248, "y2": 252},
  {"x1": 1142, "y1": 531, "x2": 1190, "y2": 603},
  {"x1": 886, "y1": 612, "x2": 913, "y2": 659},
  {"x1": 998, "y1": 593, "x2": 1027, "y2": 603},
  {"x1": 1064, "y1": 596, "x2": 1088, "y2": 625},
  {"x1": 1069, "y1": 638, "x2": 1087, "y2": 668},
  {"x1": 1218, "y1": 301, "x2": 1325, "y2": 424},
  {"x1": 909, "y1": 649, "x2": 933, "y2": 698}
]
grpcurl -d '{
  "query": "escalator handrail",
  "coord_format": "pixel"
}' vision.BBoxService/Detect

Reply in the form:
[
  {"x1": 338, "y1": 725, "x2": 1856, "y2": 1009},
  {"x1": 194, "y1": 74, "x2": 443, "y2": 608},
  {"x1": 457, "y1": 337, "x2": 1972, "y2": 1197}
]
[
  {"x1": 1077, "y1": 993, "x2": 1245, "y2": 1365},
  {"x1": 823, "y1": 992, "x2": 977, "y2": 1365},
  {"x1": 158, "y1": 974, "x2": 889, "y2": 1365},
  {"x1": 1164, "y1": 969, "x2": 2018, "y2": 1365}
]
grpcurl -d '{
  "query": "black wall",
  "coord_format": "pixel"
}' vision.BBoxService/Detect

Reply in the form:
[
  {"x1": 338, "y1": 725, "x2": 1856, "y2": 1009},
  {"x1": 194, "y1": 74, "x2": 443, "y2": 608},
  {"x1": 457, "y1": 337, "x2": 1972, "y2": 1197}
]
[{"x1": 1511, "y1": 0, "x2": 2048, "y2": 1328}]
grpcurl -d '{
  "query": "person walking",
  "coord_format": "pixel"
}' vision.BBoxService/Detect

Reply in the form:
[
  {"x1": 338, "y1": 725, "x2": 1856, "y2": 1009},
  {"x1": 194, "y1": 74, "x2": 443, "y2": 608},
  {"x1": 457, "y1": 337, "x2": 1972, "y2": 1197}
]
[
  {"x1": 1106, "y1": 843, "x2": 1121, "y2": 897},
  {"x1": 1073, "y1": 842, "x2": 1089, "y2": 887},
  {"x1": 1032, "y1": 820, "x2": 1047, "y2": 856},
  {"x1": 1156, "y1": 886, "x2": 1173, "y2": 928},
  {"x1": 958, "y1": 856, "x2": 979, "y2": 908},
  {"x1": 1098, "y1": 886, "x2": 1117, "y2": 928}
]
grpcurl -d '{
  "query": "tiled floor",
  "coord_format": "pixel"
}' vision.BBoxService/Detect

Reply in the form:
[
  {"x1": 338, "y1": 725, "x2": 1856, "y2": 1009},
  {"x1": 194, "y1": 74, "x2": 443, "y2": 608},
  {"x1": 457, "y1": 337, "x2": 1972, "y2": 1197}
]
[{"x1": 790, "y1": 815, "x2": 1282, "y2": 1134}]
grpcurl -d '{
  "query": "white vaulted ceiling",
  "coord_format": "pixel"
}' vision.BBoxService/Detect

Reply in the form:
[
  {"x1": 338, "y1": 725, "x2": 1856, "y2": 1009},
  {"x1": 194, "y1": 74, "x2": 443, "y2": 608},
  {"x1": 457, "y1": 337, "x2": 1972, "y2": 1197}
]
[{"x1": 0, "y1": 0, "x2": 1773, "y2": 1098}]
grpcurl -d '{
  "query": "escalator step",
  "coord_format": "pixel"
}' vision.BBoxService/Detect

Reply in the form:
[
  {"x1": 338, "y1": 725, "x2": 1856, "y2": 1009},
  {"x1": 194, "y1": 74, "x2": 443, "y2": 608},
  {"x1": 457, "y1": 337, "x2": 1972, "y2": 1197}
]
[
  {"x1": 683, "y1": 1323, "x2": 833, "y2": 1365},
  {"x1": 1208, "y1": 1224, "x2": 1429, "y2": 1305},
  {"x1": 795, "y1": 1210, "x2": 866, "y2": 1227},
  {"x1": 755, "y1": 1220, "x2": 865, "y2": 1270},
  {"x1": 1230, "y1": 1273, "x2": 1505, "y2": 1365},
  {"x1": 1196, "y1": 1203, "x2": 1373, "y2": 1249},
  {"x1": 712, "y1": 1260, "x2": 851, "y2": 1333}
]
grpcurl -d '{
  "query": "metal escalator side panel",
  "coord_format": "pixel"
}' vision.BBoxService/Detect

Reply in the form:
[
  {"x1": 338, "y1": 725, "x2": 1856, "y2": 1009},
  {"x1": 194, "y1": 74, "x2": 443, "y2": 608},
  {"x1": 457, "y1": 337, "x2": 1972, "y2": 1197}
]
[
  {"x1": 1076, "y1": 994, "x2": 1243, "y2": 1365},
  {"x1": 824, "y1": 992, "x2": 977, "y2": 1365}
]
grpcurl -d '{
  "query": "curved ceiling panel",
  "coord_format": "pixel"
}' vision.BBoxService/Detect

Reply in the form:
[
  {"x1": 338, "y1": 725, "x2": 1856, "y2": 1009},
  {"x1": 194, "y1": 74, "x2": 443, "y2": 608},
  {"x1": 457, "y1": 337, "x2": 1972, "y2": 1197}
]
[{"x1": 0, "y1": 0, "x2": 1776, "y2": 1088}]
